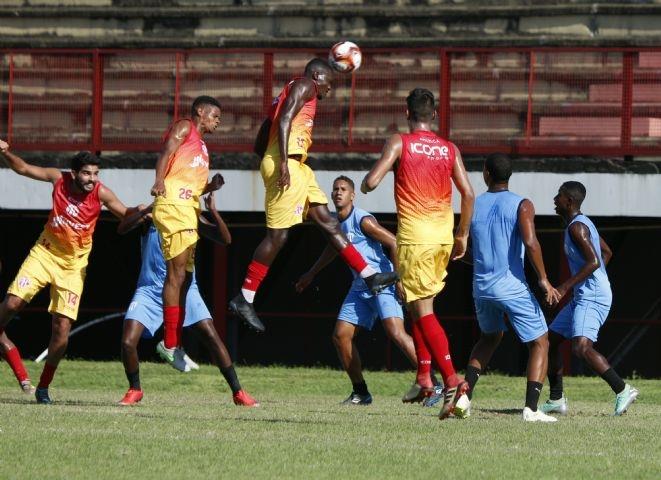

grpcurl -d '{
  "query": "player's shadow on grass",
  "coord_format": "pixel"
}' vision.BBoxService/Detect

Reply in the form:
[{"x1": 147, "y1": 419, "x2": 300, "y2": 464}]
[{"x1": 481, "y1": 408, "x2": 521, "y2": 415}]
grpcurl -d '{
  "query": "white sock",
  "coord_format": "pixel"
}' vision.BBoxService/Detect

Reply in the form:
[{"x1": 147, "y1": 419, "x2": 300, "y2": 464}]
[
  {"x1": 358, "y1": 265, "x2": 377, "y2": 279},
  {"x1": 241, "y1": 288, "x2": 256, "y2": 303}
]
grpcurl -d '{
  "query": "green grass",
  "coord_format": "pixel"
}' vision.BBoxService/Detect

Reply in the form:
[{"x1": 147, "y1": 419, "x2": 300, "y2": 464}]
[{"x1": 0, "y1": 361, "x2": 660, "y2": 480}]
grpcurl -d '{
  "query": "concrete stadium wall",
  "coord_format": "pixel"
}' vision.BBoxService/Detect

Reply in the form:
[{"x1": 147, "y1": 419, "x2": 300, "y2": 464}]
[{"x1": 1, "y1": 169, "x2": 660, "y2": 217}]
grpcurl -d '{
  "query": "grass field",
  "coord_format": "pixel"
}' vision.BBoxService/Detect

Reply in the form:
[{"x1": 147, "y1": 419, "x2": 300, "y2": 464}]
[{"x1": 0, "y1": 361, "x2": 659, "y2": 479}]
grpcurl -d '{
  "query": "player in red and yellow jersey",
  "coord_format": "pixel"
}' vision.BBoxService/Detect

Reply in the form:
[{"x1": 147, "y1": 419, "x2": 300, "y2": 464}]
[
  {"x1": 0, "y1": 141, "x2": 130, "y2": 403},
  {"x1": 229, "y1": 59, "x2": 399, "y2": 332},
  {"x1": 150, "y1": 96, "x2": 224, "y2": 360},
  {"x1": 361, "y1": 88, "x2": 475, "y2": 420}
]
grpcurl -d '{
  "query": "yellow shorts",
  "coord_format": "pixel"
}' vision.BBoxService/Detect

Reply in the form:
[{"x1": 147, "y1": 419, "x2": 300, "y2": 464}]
[
  {"x1": 261, "y1": 156, "x2": 328, "y2": 229},
  {"x1": 152, "y1": 202, "x2": 199, "y2": 272},
  {"x1": 397, "y1": 244, "x2": 453, "y2": 303},
  {"x1": 7, "y1": 243, "x2": 85, "y2": 320}
]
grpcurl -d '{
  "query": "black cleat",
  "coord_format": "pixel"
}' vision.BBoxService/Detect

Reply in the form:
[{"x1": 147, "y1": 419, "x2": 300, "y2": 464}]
[
  {"x1": 229, "y1": 294, "x2": 266, "y2": 333},
  {"x1": 35, "y1": 387, "x2": 52, "y2": 404},
  {"x1": 364, "y1": 271, "x2": 399, "y2": 295},
  {"x1": 341, "y1": 392, "x2": 373, "y2": 406}
]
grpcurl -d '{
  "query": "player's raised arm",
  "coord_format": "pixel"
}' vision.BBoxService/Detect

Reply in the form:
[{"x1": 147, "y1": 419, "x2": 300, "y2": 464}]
[
  {"x1": 0, "y1": 139, "x2": 61, "y2": 184},
  {"x1": 295, "y1": 244, "x2": 338, "y2": 293},
  {"x1": 557, "y1": 222, "x2": 602, "y2": 298},
  {"x1": 518, "y1": 199, "x2": 560, "y2": 305},
  {"x1": 276, "y1": 79, "x2": 316, "y2": 189},
  {"x1": 361, "y1": 134, "x2": 402, "y2": 194},
  {"x1": 99, "y1": 185, "x2": 129, "y2": 219},
  {"x1": 151, "y1": 120, "x2": 190, "y2": 197},
  {"x1": 199, "y1": 190, "x2": 232, "y2": 246},
  {"x1": 254, "y1": 118, "x2": 272, "y2": 158},
  {"x1": 117, "y1": 204, "x2": 152, "y2": 235},
  {"x1": 450, "y1": 145, "x2": 475, "y2": 260}
]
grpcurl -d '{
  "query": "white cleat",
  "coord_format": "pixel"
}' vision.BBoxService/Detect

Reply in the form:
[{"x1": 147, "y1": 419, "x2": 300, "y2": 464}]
[
  {"x1": 523, "y1": 406, "x2": 558, "y2": 422},
  {"x1": 156, "y1": 341, "x2": 191, "y2": 373},
  {"x1": 454, "y1": 393, "x2": 471, "y2": 419},
  {"x1": 182, "y1": 351, "x2": 200, "y2": 370},
  {"x1": 540, "y1": 395, "x2": 568, "y2": 415}
]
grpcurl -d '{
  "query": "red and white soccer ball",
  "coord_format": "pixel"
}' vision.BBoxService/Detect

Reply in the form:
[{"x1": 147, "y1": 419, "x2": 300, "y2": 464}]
[{"x1": 328, "y1": 41, "x2": 362, "y2": 73}]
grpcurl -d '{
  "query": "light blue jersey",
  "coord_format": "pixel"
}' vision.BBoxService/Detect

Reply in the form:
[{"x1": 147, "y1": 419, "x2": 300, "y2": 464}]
[
  {"x1": 125, "y1": 224, "x2": 209, "y2": 339},
  {"x1": 339, "y1": 207, "x2": 394, "y2": 292},
  {"x1": 471, "y1": 191, "x2": 528, "y2": 300},
  {"x1": 564, "y1": 214, "x2": 612, "y2": 306}
]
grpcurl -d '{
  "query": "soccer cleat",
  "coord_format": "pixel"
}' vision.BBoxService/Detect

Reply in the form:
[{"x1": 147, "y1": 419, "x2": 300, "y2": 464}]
[
  {"x1": 523, "y1": 407, "x2": 558, "y2": 422},
  {"x1": 614, "y1": 384, "x2": 639, "y2": 416},
  {"x1": 182, "y1": 351, "x2": 200, "y2": 370},
  {"x1": 229, "y1": 294, "x2": 266, "y2": 333},
  {"x1": 438, "y1": 381, "x2": 469, "y2": 420},
  {"x1": 364, "y1": 272, "x2": 399, "y2": 295},
  {"x1": 233, "y1": 389, "x2": 260, "y2": 407},
  {"x1": 540, "y1": 395, "x2": 568, "y2": 415},
  {"x1": 341, "y1": 392, "x2": 373, "y2": 406},
  {"x1": 20, "y1": 380, "x2": 36, "y2": 395},
  {"x1": 35, "y1": 387, "x2": 52, "y2": 404},
  {"x1": 402, "y1": 382, "x2": 433, "y2": 403},
  {"x1": 422, "y1": 385, "x2": 444, "y2": 408},
  {"x1": 156, "y1": 341, "x2": 190, "y2": 372},
  {"x1": 453, "y1": 393, "x2": 471, "y2": 419},
  {"x1": 119, "y1": 388, "x2": 144, "y2": 406}
]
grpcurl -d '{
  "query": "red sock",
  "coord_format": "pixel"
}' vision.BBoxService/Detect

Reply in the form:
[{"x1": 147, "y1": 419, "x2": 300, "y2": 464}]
[
  {"x1": 3, "y1": 347, "x2": 29, "y2": 383},
  {"x1": 338, "y1": 244, "x2": 371, "y2": 276},
  {"x1": 176, "y1": 307, "x2": 185, "y2": 347},
  {"x1": 163, "y1": 305, "x2": 181, "y2": 349},
  {"x1": 417, "y1": 313, "x2": 458, "y2": 387},
  {"x1": 241, "y1": 260, "x2": 269, "y2": 303},
  {"x1": 38, "y1": 362, "x2": 57, "y2": 389},
  {"x1": 411, "y1": 321, "x2": 433, "y2": 388}
]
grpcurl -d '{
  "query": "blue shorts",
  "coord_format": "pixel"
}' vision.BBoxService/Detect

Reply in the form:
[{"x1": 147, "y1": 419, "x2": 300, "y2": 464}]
[
  {"x1": 338, "y1": 286, "x2": 403, "y2": 331},
  {"x1": 549, "y1": 298, "x2": 610, "y2": 342},
  {"x1": 124, "y1": 284, "x2": 211, "y2": 339},
  {"x1": 475, "y1": 291, "x2": 548, "y2": 343}
]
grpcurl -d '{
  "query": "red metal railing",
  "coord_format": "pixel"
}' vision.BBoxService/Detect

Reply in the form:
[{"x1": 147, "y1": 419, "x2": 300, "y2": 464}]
[{"x1": 2, "y1": 47, "x2": 661, "y2": 156}]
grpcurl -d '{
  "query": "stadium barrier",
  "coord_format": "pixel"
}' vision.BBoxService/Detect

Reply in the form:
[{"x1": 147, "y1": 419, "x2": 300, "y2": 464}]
[{"x1": 1, "y1": 48, "x2": 661, "y2": 156}]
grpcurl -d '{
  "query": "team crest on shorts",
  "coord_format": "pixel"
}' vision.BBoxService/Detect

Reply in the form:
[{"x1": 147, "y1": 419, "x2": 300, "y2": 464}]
[
  {"x1": 18, "y1": 276, "x2": 30, "y2": 289},
  {"x1": 67, "y1": 292, "x2": 79, "y2": 307},
  {"x1": 294, "y1": 205, "x2": 304, "y2": 215}
]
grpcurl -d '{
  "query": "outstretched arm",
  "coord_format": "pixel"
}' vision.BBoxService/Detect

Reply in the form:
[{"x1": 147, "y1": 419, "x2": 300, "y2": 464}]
[
  {"x1": 557, "y1": 222, "x2": 602, "y2": 299},
  {"x1": 361, "y1": 134, "x2": 402, "y2": 194},
  {"x1": 518, "y1": 199, "x2": 560, "y2": 305},
  {"x1": 117, "y1": 204, "x2": 152, "y2": 235},
  {"x1": 0, "y1": 139, "x2": 61, "y2": 184},
  {"x1": 151, "y1": 120, "x2": 190, "y2": 197},
  {"x1": 294, "y1": 245, "x2": 338, "y2": 293},
  {"x1": 199, "y1": 191, "x2": 232, "y2": 246},
  {"x1": 99, "y1": 185, "x2": 128, "y2": 219},
  {"x1": 450, "y1": 145, "x2": 475, "y2": 260}
]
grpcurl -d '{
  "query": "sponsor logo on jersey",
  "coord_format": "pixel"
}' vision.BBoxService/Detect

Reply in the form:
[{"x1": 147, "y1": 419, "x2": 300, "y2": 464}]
[
  {"x1": 189, "y1": 154, "x2": 209, "y2": 169},
  {"x1": 410, "y1": 142, "x2": 450, "y2": 159},
  {"x1": 51, "y1": 215, "x2": 90, "y2": 231},
  {"x1": 201, "y1": 142, "x2": 208, "y2": 156},
  {"x1": 66, "y1": 203, "x2": 80, "y2": 218},
  {"x1": 305, "y1": 119, "x2": 314, "y2": 127}
]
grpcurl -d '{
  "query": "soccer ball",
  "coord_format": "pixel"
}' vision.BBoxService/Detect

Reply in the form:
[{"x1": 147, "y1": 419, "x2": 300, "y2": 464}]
[{"x1": 328, "y1": 41, "x2": 362, "y2": 73}]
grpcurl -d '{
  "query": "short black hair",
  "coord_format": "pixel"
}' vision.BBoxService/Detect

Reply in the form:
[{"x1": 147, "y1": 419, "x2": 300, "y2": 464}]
[
  {"x1": 71, "y1": 151, "x2": 100, "y2": 172},
  {"x1": 333, "y1": 175, "x2": 355, "y2": 191},
  {"x1": 305, "y1": 58, "x2": 333, "y2": 77},
  {"x1": 406, "y1": 88, "x2": 436, "y2": 122},
  {"x1": 485, "y1": 153, "x2": 513, "y2": 183},
  {"x1": 191, "y1": 96, "x2": 221, "y2": 118},
  {"x1": 560, "y1": 181, "x2": 587, "y2": 206}
]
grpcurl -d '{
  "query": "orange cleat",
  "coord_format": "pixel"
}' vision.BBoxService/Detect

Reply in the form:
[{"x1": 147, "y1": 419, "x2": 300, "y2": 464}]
[
  {"x1": 233, "y1": 389, "x2": 260, "y2": 407},
  {"x1": 119, "y1": 388, "x2": 144, "y2": 406}
]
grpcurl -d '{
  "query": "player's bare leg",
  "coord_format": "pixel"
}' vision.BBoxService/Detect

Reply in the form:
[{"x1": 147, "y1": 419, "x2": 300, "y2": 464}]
[
  {"x1": 162, "y1": 247, "x2": 192, "y2": 352},
  {"x1": 35, "y1": 314, "x2": 73, "y2": 404},
  {"x1": 381, "y1": 317, "x2": 417, "y2": 367},
  {"x1": 119, "y1": 319, "x2": 144, "y2": 405},
  {"x1": 307, "y1": 203, "x2": 399, "y2": 295},
  {"x1": 229, "y1": 228, "x2": 288, "y2": 333},
  {"x1": 0, "y1": 293, "x2": 26, "y2": 329},
  {"x1": 194, "y1": 319, "x2": 259, "y2": 406},
  {"x1": 540, "y1": 331, "x2": 569, "y2": 414},
  {"x1": 0, "y1": 329, "x2": 35, "y2": 394},
  {"x1": 333, "y1": 321, "x2": 371, "y2": 405}
]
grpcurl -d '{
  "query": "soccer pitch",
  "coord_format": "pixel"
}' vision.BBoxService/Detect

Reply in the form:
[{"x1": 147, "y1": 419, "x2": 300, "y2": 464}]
[{"x1": 0, "y1": 362, "x2": 659, "y2": 479}]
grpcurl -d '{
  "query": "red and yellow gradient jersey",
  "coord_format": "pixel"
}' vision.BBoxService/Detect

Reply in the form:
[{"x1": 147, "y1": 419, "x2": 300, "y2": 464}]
[
  {"x1": 157, "y1": 119, "x2": 210, "y2": 207},
  {"x1": 263, "y1": 78, "x2": 317, "y2": 163},
  {"x1": 395, "y1": 130, "x2": 456, "y2": 245},
  {"x1": 38, "y1": 175, "x2": 102, "y2": 265}
]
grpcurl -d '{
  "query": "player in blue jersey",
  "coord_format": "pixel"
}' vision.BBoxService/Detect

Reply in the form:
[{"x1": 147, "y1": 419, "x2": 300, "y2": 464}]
[
  {"x1": 540, "y1": 181, "x2": 638, "y2": 416},
  {"x1": 295, "y1": 176, "x2": 422, "y2": 405},
  {"x1": 453, "y1": 154, "x2": 561, "y2": 422},
  {"x1": 117, "y1": 190, "x2": 258, "y2": 407}
]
